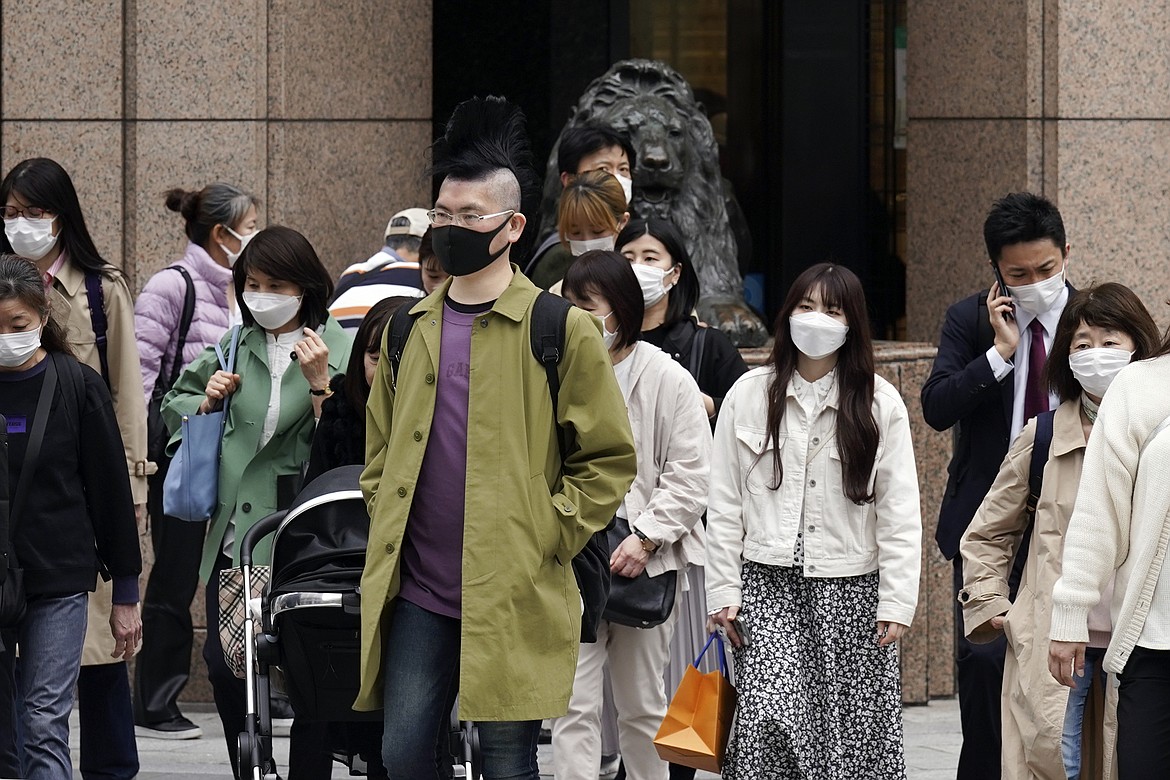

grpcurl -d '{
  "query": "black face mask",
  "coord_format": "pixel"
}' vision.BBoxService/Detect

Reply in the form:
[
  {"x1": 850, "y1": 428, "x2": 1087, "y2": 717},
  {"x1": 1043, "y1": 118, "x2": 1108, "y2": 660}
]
[{"x1": 432, "y1": 219, "x2": 511, "y2": 277}]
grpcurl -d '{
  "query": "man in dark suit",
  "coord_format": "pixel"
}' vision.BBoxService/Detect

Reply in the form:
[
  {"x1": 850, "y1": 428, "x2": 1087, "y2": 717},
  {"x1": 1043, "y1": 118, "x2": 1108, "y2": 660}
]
[{"x1": 922, "y1": 192, "x2": 1072, "y2": 780}]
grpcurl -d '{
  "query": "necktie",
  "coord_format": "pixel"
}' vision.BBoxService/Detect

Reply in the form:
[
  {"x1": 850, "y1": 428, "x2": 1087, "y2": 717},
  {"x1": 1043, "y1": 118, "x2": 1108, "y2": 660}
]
[{"x1": 1023, "y1": 319, "x2": 1049, "y2": 422}]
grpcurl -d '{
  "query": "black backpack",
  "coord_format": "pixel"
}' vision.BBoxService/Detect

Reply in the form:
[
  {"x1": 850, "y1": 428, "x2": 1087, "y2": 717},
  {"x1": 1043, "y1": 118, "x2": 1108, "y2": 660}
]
[
  {"x1": 146, "y1": 267, "x2": 197, "y2": 464},
  {"x1": 388, "y1": 291, "x2": 612, "y2": 643}
]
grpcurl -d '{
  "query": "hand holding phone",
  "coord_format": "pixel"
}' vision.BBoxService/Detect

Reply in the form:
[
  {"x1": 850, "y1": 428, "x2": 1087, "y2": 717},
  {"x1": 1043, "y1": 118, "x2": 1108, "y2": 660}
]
[{"x1": 731, "y1": 616, "x2": 752, "y2": 648}]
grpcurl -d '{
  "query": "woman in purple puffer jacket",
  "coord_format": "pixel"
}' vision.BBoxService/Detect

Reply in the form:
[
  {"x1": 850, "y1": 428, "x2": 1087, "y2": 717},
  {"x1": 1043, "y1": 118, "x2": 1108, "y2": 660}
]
[{"x1": 131, "y1": 182, "x2": 259, "y2": 740}]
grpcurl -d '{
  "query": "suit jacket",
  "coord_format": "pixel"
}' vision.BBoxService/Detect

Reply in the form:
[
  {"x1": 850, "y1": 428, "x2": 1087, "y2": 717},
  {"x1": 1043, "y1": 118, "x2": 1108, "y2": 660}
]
[{"x1": 921, "y1": 285, "x2": 1073, "y2": 559}]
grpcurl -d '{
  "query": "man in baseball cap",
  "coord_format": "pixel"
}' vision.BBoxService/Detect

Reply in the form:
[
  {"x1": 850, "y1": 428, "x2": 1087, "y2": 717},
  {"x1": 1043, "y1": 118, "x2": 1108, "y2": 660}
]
[{"x1": 329, "y1": 207, "x2": 430, "y2": 333}]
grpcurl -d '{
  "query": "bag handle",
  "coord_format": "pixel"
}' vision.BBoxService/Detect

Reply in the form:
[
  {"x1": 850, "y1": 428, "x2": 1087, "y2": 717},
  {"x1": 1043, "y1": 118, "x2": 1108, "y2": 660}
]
[
  {"x1": 211, "y1": 326, "x2": 242, "y2": 417},
  {"x1": 694, "y1": 630, "x2": 729, "y2": 677}
]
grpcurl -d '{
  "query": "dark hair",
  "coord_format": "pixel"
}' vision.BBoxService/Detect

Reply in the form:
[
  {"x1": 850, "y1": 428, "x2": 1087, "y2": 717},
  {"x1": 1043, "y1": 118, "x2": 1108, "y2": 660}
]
[
  {"x1": 345, "y1": 296, "x2": 414, "y2": 416},
  {"x1": 1044, "y1": 283, "x2": 1161, "y2": 402},
  {"x1": 234, "y1": 226, "x2": 334, "y2": 331},
  {"x1": 429, "y1": 96, "x2": 540, "y2": 212},
  {"x1": 0, "y1": 254, "x2": 72, "y2": 355},
  {"x1": 561, "y1": 250, "x2": 643, "y2": 352},
  {"x1": 385, "y1": 235, "x2": 422, "y2": 255},
  {"x1": 418, "y1": 227, "x2": 435, "y2": 263},
  {"x1": 165, "y1": 183, "x2": 258, "y2": 249},
  {"x1": 984, "y1": 192, "x2": 1067, "y2": 264},
  {"x1": 557, "y1": 171, "x2": 627, "y2": 245},
  {"x1": 616, "y1": 217, "x2": 699, "y2": 326},
  {"x1": 557, "y1": 124, "x2": 637, "y2": 176},
  {"x1": 765, "y1": 263, "x2": 878, "y2": 504},
  {"x1": 0, "y1": 158, "x2": 115, "y2": 279}
]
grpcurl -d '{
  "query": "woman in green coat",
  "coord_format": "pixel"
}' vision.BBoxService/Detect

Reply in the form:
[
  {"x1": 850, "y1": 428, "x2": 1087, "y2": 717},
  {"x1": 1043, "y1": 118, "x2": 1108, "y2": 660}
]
[{"x1": 162, "y1": 225, "x2": 351, "y2": 778}]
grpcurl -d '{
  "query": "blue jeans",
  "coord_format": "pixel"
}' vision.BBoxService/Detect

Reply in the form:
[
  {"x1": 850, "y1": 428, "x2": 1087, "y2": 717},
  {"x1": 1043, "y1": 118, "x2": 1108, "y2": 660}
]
[
  {"x1": 1062, "y1": 646, "x2": 1105, "y2": 779},
  {"x1": 381, "y1": 599, "x2": 541, "y2": 780},
  {"x1": 0, "y1": 592, "x2": 89, "y2": 780}
]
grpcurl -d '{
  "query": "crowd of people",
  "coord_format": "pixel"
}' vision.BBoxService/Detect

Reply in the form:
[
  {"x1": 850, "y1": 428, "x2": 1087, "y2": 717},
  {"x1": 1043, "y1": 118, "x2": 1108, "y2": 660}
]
[{"x1": 1, "y1": 92, "x2": 1165, "y2": 780}]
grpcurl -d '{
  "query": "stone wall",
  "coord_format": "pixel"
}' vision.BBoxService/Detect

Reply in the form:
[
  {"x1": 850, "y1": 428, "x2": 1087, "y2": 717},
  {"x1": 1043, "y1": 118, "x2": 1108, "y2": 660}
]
[{"x1": 0, "y1": 0, "x2": 433, "y2": 290}]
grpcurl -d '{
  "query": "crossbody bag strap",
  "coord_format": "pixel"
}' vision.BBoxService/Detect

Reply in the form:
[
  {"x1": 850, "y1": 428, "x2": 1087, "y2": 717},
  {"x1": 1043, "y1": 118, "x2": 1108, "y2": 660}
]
[
  {"x1": 83, "y1": 270, "x2": 111, "y2": 388},
  {"x1": 11, "y1": 356, "x2": 59, "y2": 533}
]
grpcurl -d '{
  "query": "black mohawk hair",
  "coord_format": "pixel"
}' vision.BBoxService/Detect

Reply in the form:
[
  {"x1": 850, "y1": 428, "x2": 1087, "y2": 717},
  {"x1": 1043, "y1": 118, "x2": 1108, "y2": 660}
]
[{"x1": 429, "y1": 95, "x2": 540, "y2": 205}]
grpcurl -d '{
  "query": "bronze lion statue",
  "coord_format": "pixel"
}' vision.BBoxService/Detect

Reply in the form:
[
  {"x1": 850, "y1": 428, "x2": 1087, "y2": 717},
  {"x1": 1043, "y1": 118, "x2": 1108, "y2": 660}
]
[{"x1": 539, "y1": 59, "x2": 767, "y2": 347}]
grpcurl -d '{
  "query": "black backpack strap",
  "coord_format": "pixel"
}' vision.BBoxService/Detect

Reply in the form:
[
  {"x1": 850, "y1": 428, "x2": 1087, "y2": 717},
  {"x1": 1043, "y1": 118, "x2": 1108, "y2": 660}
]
[
  {"x1": 687, "y1": 325, "x2": 708, "y2": 380},
  {"x1": 167, "y1": 266, "x2": 197, "y2": 389},
  {"x1": 1027, "y1": 410, "x2": 1056, "y2": 517},
  {"x1": 386, "y1": 307, "x2": 423, "y2": 391},
  {"x1": 83, "y1": 269, "x2": 111, "y2": 388},
  {"x1": 528, "y1": 291, "x2": 572, "y2": 462}
]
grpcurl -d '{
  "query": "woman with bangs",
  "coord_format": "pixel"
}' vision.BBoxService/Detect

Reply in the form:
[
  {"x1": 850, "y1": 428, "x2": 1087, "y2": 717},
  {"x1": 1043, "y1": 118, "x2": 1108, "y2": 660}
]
[
  {"x1": 706, "y1": 262, "x2": 922, "y2": 778},
  {"x1": 537, "y1": 169, "x2": 629, "y2": 292},
  {"x1": 962, "y1": 283, "x2": 1160, "y2": 779}
]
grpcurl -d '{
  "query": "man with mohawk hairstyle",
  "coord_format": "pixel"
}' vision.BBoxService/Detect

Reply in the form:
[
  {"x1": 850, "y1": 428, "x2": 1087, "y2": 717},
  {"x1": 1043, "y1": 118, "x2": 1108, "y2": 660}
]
[{"x1": 355, "y1": 95, "x2": 637, "y2": 778}]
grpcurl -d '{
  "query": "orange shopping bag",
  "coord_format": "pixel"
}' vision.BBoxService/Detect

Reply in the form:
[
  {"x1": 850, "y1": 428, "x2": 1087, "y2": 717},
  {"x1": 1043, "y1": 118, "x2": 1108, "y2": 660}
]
[{"x1": 653, "y1": 631, "x2": 736, "y2": 772}]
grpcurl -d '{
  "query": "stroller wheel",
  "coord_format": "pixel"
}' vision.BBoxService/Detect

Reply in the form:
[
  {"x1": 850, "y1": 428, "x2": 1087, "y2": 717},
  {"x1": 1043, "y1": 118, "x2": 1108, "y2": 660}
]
[{"x1": 237, "y1": 732, "x2": 254, "y2": 775}]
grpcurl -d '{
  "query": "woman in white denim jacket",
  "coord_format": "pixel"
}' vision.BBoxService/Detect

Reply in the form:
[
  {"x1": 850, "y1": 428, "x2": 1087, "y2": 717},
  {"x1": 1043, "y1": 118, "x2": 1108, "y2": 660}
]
[
  {"x1": 707, "y1": 263, "x2": 921, "y2": 779},
  {"x1": 552, "y1": 250, "x2": 711, "y2": 780}
]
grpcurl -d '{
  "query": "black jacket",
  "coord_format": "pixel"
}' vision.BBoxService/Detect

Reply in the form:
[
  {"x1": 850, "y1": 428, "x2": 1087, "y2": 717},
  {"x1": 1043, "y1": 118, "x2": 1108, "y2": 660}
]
[
  {"x1": 0, "y1": 354, "x2": 141, "y2": 597},
  {"x1": 642, "y1": 319, "x2": 748, "y2": 420},
  {"x1": 921, "y1": 286, "x2": 1072, "y2": 559},
  {"x1": 303, "y1": 374, "x2": 365, "y2": 484}
]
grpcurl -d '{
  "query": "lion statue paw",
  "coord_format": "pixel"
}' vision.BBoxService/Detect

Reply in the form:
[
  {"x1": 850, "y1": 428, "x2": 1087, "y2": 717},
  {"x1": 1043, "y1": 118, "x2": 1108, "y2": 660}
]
[{"x1": 698, "y1": 297, "x2": 769, "y2": 348}]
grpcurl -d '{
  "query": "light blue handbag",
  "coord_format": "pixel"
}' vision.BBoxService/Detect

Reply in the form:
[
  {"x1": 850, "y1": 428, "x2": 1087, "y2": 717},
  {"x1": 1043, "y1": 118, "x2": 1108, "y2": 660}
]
[{"x1": 163, "y1": 326, "x2": 241, "y2": 522}]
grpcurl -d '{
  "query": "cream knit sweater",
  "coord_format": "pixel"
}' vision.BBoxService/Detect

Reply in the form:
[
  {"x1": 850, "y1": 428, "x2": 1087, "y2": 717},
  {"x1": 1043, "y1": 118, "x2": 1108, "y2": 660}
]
[{"x1": 1050, "y1": 356, "x2": 1170, "y2": 674}]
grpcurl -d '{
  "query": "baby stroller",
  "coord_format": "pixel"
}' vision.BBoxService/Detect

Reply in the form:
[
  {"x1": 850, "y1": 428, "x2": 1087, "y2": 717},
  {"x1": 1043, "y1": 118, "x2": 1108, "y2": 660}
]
[{"x1": 236, "y1": 465, "x2": 481, "y2": 779}]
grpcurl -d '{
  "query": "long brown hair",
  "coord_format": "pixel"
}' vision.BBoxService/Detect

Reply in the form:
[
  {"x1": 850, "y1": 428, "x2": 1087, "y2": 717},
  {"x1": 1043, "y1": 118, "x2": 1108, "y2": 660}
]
[{"x1": 764, "y1": 263, "x2": 878, "y2": 504}]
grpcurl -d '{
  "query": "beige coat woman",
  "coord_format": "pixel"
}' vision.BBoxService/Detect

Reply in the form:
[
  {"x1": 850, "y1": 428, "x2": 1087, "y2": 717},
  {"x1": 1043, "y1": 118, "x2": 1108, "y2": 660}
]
[
  {"x1": 50, "y1": 259, "x2": 149, "y2": 664},
  {"x1": 960, "y1": 399, "x2": 1117, "y2": 780}
]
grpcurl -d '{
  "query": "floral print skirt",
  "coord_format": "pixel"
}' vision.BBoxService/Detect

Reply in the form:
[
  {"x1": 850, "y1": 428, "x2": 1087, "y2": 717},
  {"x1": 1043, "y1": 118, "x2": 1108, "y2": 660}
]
[{"x1": 724, "y1": 561, "x2": 906, "y2": 780}]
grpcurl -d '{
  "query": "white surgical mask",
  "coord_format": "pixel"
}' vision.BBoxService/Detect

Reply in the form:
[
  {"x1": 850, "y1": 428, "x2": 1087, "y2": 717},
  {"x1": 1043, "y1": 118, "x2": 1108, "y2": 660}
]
[
  {"x1": 0, "y1": 326, "x2": 42, "y2": 368},
  {"x1": 615, "y1": 174, "x2": 634, "y2": 206},
  {"x1": 1069, "y1": 347, "x2": 1134, "y2": 398},
  {"x1": 1008, "y1": 267, "x2": 1066, "y2": 316},
  {"x1": 631, "y1": 263, "x2": 673, "y2": 307},
  {"x1": 568, "y1": 236, "x2": 615, "y2": 257},
  {"x1": 4, "y1": 216, "x2": 58, "y2": 261},
  {"x1": 594, "y1": 311, "x2": 618, "y2": 350},
  {"x1": 790, "y1": 311, "x2": 849, "y2": 360},
  {"x1": 219, "y1": 226, "x2": 258, "y2": 267},
  {"x1": 242, "y1": 291, "x2": 302, "y2": 331}
]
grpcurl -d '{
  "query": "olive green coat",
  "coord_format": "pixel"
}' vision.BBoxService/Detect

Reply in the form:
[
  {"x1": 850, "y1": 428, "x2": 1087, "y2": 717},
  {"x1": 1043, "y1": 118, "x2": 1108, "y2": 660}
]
[
  {"x1": 161, "y1": 319, "x2": 352, "y2": 581},
  {"x1": 355, "y1": 270, "x2": 637, "y2": 720}
]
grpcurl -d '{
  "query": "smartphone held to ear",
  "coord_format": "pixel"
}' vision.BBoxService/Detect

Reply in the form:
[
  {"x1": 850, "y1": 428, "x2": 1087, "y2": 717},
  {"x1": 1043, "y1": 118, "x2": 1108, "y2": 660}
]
[{"x1": 991, "y1": 263, "x2": 1014, "y2": 321}]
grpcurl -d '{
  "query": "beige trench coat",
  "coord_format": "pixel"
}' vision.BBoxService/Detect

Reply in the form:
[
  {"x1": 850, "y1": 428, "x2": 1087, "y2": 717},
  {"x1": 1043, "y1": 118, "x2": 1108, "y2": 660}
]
[
  {"x1": 960, "y1": 399, "x2": 1117, "y2": 780},
  {"x1": 50, "y1": 260, "x2": 148, "y2": 666}
]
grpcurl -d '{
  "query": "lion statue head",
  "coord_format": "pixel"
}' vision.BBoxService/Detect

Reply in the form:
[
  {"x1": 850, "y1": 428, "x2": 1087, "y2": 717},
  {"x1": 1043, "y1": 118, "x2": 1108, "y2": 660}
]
[{"x1": 539, "y1": 59, "x2": 767, "y2": 346}]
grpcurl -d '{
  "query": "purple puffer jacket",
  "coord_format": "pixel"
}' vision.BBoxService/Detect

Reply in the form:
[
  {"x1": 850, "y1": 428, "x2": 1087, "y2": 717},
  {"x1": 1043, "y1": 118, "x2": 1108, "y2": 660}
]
[{"x1": 134, "y1": 241, "x2": 234, "y2": 405}]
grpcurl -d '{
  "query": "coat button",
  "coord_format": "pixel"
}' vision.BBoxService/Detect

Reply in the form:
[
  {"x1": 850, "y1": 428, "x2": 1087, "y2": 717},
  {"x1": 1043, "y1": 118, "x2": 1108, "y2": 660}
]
[
  {"x1": 397, "y1": 487, "x2": 407, "y2": 497},
  {"x1": 425, "y1": 373, "x2": 435, "y2": 384},
  {"x1": 812, "y1": 437, "x2": 820, "y2": 445},
  {"x1": 807, "y1": 525, "x2": 816, "y2": 532},
  {"x1": 809, "y1": 479, "x2": 816, "y2": 487},
  {"x1": 480, "y1": 318, "x2": 488, "y2": 328},
  {"x1": 385, "y1": 542, "x2": 395, "y2": 554},
  {"x1": 413, "y1": 431, "x2": 422, "y2": 441},
  {"x1": 242, "y1": 502, "x2": 252, "y2": 513},
  {"x1": 807, "y1": 565, "x2": 816, "y2": 573}
]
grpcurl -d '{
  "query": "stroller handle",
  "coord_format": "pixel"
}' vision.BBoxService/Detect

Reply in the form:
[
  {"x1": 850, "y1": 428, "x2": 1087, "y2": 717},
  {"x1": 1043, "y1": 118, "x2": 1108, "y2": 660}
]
[{"x1": 239, "y1": 510, "x2": 287, "y2": 567}]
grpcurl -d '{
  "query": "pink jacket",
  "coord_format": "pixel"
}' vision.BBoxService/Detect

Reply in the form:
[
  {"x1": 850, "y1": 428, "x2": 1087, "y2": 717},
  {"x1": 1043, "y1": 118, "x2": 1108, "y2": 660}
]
[{"x1": 134, "y1": 242, "x2": 233, "y2": 405}]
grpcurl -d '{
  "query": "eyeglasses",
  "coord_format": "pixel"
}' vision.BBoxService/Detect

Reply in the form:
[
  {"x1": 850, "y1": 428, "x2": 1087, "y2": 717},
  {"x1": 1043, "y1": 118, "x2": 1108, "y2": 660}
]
[
  {"x1": 426, "y1": 209, "x2": 514, "y2": 229},
  {"x1": 1, "y1": 205, "x2": 53, "y2": 220}
]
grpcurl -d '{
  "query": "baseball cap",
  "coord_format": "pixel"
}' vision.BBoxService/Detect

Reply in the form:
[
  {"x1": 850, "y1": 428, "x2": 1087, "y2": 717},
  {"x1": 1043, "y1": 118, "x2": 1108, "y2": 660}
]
[{"x1": 385, "y1": 208, "x2": 429, "y2": 239}]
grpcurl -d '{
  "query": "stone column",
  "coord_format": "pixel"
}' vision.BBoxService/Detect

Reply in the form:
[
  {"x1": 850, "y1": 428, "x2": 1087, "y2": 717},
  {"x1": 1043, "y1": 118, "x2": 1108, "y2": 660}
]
[{"x1": 906, "y1": 0, "x2": 1170, "y2": 699}]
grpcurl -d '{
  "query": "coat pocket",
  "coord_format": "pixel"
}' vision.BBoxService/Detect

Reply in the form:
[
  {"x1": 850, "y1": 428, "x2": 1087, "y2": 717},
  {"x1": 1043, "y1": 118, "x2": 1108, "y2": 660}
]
[{"x1": 736, "y1": 426, "x2": 777, "y2": 496}]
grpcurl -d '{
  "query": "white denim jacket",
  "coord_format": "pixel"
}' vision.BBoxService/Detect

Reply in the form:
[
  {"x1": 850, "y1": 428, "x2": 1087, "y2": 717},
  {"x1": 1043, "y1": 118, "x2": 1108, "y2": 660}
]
[{"x1": 706, "y1": 366, "x2": 922, "y2": 627}]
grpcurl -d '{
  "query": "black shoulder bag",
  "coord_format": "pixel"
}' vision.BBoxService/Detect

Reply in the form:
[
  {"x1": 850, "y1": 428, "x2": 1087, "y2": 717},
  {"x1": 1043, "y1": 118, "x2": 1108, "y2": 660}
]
[{"x1": 0, "y1": 356, "x2": 59, "y2": 627}]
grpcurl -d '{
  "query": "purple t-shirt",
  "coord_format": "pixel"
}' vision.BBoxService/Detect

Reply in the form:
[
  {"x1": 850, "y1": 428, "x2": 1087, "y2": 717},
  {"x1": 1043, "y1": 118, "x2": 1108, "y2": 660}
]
[{"x1": 397, "y1": 299, "x2": 486, "y2": 618}]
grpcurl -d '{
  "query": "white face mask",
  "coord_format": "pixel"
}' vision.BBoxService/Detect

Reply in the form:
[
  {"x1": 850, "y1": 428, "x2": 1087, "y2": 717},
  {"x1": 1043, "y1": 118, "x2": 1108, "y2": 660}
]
[
  {"x1": 242, "y1": 291, "x2": 302, "y2": 331},
  {"x1": 615, "y1": 174, "x2": 634, "y2": 206},
  {"x1": 789, "y1": 311, "x2": 849, "y2": 360},
  {"x1": 0, "y1": 326, "x2": 42, "y2": 368},
  {"x1": 4, "y1": 216, "x2": 58, "y2": 261},
  {"x1": 568, "y1": 236, "x2": 615, "y2": 257},
  {"x1": 219, "y1": 226, "x2": 258, "y2": 267},
  {"x1": 631, "y1": 263, "x2": 673, "y2": 308},
  {"x1": 594, "y1": 311, "x2": 618, "y2": 350},
  {"x1": 1008, "y1": 266, "x2": 1066, "y2": 316},
  {"x1": 1068, "y1": 347, "x2": 1134, "y2": 398}
]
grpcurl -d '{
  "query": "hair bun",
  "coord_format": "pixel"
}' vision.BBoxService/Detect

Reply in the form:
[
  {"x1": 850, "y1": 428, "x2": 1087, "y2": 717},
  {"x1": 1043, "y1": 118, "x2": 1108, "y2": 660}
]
[{"x1": 164, "y1": 188, "x2": 200, "y2": 220}]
